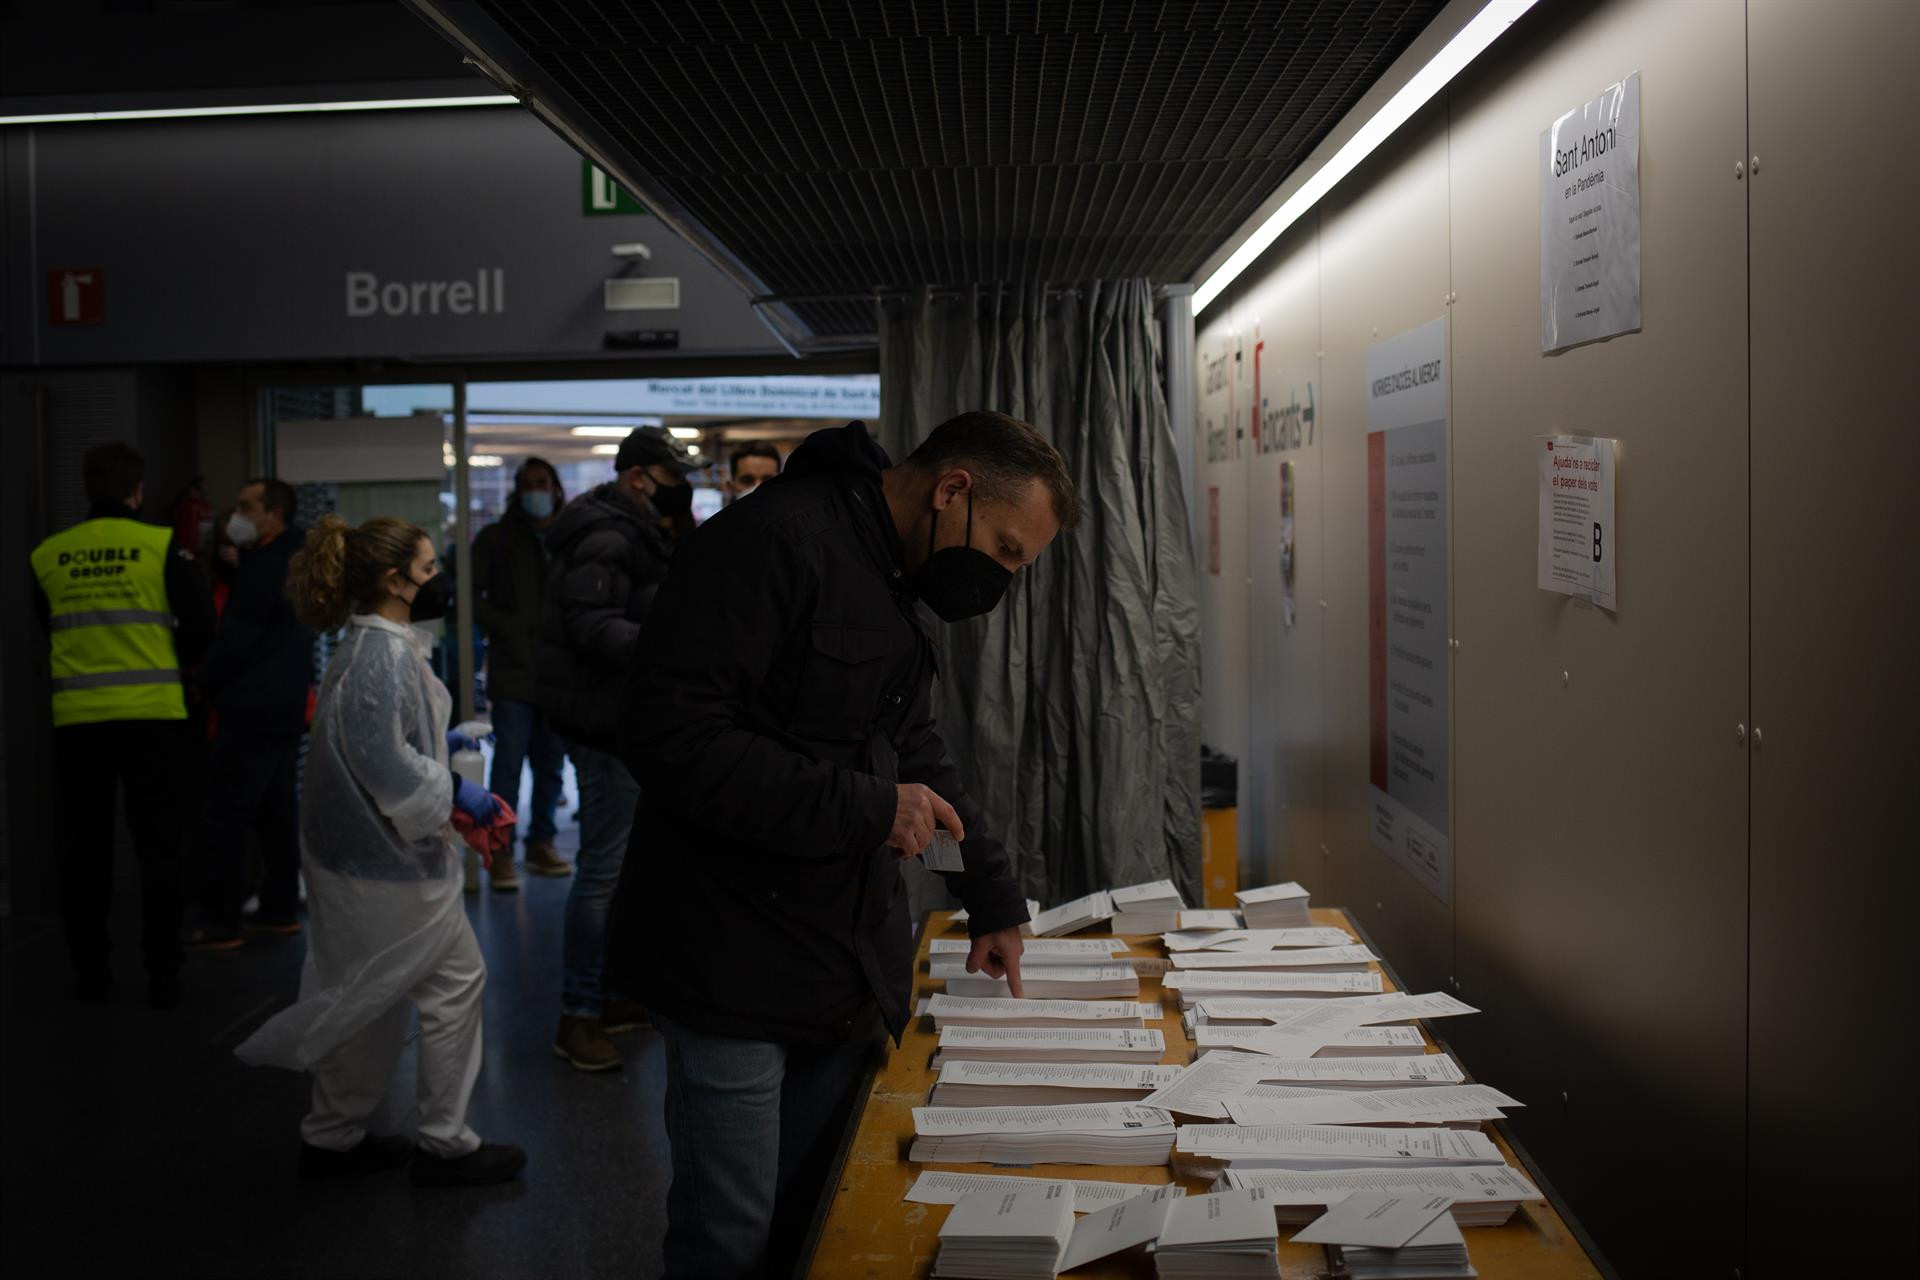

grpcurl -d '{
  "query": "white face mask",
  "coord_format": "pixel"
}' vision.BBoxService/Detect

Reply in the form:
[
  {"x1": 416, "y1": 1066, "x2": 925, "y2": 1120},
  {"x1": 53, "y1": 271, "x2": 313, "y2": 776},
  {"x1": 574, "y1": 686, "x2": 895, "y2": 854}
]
[{"x1": 226, "y1": 512, "x2": 260, "y2": 549}]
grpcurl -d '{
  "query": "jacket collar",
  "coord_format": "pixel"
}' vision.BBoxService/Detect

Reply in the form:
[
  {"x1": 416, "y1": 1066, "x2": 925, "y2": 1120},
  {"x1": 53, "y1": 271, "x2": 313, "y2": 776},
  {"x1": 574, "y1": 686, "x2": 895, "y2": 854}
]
[{"x1": 351, "y1": 611, "x2": 435, "y2": 660}]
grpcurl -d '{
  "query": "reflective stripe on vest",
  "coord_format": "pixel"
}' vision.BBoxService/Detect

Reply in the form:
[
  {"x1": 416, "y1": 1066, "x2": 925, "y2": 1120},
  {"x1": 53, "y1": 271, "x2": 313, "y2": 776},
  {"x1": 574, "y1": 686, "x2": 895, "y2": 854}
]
[{"x1": 30, "y1": 517, "x2": 186, "y2": 727}]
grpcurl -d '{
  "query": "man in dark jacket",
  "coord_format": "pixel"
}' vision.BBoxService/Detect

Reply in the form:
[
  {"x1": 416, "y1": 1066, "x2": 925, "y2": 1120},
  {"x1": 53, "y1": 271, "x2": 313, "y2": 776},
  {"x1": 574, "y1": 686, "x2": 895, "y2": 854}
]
[
  {"x1": 188, "y1": 477, "x2": 312, "y2": 948},
  {"x1": 471, "y1": 457, "x2": 570, "y2": 889},
  {"x1": 611, "y1": 412, "x2": 1080, "y2": 1278},
  {"x1": 536, "y1": 427, "x2": 691, "y2": 1072}
]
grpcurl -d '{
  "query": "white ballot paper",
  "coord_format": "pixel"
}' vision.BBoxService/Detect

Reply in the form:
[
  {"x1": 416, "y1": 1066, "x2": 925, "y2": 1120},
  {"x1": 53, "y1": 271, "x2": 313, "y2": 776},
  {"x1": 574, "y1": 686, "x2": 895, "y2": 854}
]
[
  {"x1": 1178, "y1": 1125, "x2": 1502, "y2": 1170},
  {"x1": 906, "y1": 1170, "x2": 1186, "y2": 1212},
  {"x1": 1140, "y1": 1049, "x2": 1277, "y2": 1118},
  {"x1": 932, "y1": 1061, "x2": 1182, "y2": 1107},
  {"x1": 934, "y1": 1185, "x2": 1072, "y2": 1279},
  {"x1": 928, "y1": 994, "x2": 1160, "y2": 1028},
  {"x1": 934, "y1": 1026, "x2": 1166, "y2": 1064},
  {"x1": 1031, "y1": 891, "x2": 1116, "y2": 937},
  {"x1": 1225, "y1": 1164, "x2": 1543, "y2": 1227},
  {"x1": 1235, "y1": 993, "x2": 1478, "y2": 1057},
  {"x1": 1178, "y1": 910, "x2": 1244, "y2": 931},
  {"x1": 1164, "y1": 971, "x2": 1385, "y2": 1000},
  {"x1": 1171, "y1": 945, "x2": 1378, "y2": 970},
  {"x1": 1153, "y1": 1186, "x2": 1283, "y2": 1276},
  {"x1": 1059, "y1": 1185, "x2": 1182, "y2": 1271},
  {"x1": 1232, "y1": 1054, "x2": 1465, "y2": 1088},
  {"x1": 913, "y1": 1102, "x2": 1173, "y2": 1136},
  {"x1": 934, "y1": 962, "x2": 1141, "y2": 999},
  {"x1": 1195, "y1": 1026, "x2": 1428, "y2": 1057},
  {"x1": 1292, "y1": 1192, "x2": 1455, "y2": 1248},
  {"x1": 1224, "y1": 1083, "x2": 1522, "y2": 1127},
  {"x1": 922, "y1": 828, "x2": 966, "y2": 873},
  {"x1": 932, "y1": 936, "x2": 1128, "y2": 961}
]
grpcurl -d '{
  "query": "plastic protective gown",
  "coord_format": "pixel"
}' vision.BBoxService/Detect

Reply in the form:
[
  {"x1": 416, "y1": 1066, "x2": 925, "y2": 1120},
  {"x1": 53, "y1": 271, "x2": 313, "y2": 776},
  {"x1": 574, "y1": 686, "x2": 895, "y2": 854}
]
[{"x1": 236, "y1": 613, "x2": 467, "y2": 1073}]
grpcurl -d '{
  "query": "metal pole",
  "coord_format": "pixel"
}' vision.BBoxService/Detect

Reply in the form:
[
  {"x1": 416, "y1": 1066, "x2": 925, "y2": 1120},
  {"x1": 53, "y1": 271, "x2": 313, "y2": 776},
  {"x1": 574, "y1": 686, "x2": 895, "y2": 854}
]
[{"x1": 451, "y1": 379, "x2": 477, "y2": 724}]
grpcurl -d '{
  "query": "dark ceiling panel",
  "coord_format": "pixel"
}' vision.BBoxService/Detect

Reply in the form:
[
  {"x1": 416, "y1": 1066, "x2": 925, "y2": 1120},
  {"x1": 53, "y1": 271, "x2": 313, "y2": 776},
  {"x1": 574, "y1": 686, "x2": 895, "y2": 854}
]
[{"x1": 466, "y1": 0, "x2": 1445, "y2": 335}]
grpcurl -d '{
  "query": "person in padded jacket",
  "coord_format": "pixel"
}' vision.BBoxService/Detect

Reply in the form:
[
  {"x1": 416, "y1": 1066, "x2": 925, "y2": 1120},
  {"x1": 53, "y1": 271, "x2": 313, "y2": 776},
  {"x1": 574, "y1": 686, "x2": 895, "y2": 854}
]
[
  {"x1": 534, "y1": 426, "x2": 692, "y2": 1073},
  {"x1": 608, "y1": 412, "x2": 1080, "y2": 1279}
]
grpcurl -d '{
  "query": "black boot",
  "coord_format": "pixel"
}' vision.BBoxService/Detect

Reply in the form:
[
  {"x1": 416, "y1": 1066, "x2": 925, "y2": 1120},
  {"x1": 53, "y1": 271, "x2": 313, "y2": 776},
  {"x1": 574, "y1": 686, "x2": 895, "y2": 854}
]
[
  {"x1": 299, "y1": 1134, "x2": 416, "y2": 1180},
  {"x1": 410, "y1": 1142, "x2": 527, "y2": 1187}
]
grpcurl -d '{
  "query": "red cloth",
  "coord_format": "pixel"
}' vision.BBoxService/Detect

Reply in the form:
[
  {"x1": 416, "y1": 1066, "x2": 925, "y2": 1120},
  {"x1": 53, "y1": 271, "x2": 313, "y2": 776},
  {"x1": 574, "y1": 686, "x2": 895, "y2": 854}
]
[{"x1": 451, "y1": 796, "x2": 517, "y2": 868}]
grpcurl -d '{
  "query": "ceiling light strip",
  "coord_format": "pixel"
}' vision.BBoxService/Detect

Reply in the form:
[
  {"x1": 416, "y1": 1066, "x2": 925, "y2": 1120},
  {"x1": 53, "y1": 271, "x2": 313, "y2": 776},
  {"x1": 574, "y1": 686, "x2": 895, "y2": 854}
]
[
  {"x1": 1192, "y1": 0, "x2": 1539, "y2": 314},
  {"x1": 0, "y1": 95, "x2": 519, "y2": 126}
]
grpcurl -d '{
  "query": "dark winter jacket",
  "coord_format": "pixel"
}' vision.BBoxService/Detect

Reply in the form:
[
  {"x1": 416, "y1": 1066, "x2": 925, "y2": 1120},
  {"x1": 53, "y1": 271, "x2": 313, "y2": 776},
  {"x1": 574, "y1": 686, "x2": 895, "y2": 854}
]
[
  {"x1": 471, "y1": 504, "x2": 552, "y2": 705},
  {"x1": 534, "y1": 482, "x2": 673, "y2": 752},
  {"x1": 195, "y1": 528, "x2": 311, "y2": 737},
  {"x1": 608, "y1": 421, "x2": 1030, "y2": 1046}
]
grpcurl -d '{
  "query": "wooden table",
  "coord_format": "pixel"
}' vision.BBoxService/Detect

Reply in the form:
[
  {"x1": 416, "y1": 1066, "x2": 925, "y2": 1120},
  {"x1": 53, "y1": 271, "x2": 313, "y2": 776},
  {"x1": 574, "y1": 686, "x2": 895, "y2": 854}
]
[{"x1": 806, "y1": 907, "x2": 1604, "y2": 1279}]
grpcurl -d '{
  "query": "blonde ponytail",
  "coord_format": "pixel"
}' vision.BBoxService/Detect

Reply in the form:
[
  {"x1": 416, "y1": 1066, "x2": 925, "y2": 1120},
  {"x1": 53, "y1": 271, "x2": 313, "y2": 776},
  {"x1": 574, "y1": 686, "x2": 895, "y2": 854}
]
[{"x1": 286, "y1": 514, "x2": 428, "y2": 631}]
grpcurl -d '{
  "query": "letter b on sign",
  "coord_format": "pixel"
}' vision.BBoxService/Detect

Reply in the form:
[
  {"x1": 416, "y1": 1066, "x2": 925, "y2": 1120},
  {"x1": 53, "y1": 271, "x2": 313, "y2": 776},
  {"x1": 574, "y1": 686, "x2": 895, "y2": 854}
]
[
  {"x1": 345, "y1": 272, "x2": 378, "y2": 318},
  {"x1": 1592, "y1": 522, "x2": 1604, "y2": 563}
]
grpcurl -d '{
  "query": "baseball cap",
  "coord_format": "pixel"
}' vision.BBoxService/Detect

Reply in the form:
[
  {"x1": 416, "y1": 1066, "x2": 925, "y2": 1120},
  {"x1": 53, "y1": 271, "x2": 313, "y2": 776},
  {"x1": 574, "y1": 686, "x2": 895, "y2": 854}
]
[{"x1": 614, "y1": 426, "x2": 698, "y2": 476}]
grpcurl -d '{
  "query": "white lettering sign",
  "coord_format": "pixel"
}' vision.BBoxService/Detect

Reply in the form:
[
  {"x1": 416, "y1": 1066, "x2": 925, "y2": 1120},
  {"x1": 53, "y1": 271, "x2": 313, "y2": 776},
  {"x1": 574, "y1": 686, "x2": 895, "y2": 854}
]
[{"x1": 1540, "y1": 73, "x2": 1641, "y2": 351}]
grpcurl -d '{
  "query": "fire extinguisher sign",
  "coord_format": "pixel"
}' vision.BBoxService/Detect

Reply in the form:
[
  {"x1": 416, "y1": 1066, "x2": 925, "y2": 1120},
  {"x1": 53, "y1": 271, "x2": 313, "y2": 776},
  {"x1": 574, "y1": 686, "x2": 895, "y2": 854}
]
[{"x1": 49, "y1": 268, "x2": 104, "y2": 325}]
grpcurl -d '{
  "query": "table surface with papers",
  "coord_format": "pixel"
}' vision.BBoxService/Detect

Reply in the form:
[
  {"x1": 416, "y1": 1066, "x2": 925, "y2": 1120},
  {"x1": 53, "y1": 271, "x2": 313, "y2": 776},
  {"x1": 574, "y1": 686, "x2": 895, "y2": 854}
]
[{"x1": 805, "y1": 907, "x2": 1607, "y2": 1279}]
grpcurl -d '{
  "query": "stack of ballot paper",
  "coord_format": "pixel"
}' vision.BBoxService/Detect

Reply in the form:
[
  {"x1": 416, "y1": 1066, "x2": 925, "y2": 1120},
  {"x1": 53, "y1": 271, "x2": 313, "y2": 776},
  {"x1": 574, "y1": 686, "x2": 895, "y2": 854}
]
[
  {"x1": 951, "y1": 900, "x2": 1042, "y2": 935},
  {"x1": 928, "y1": 995, "x2": 1160, "y2": 1029},
  {"x1": 1192, "y1": 1026, "x2": 1430, "y2": 1057},
  {"x1": 905, "y1": 1170, "x2": 1188, "y2": 1212},
  {"x1": 1294, "y1": 1193, "x2": 1474, "y2": 1279},
  {"x1": 931, "y1": 1061, "x2": 1183, "y2": 1107},
  {"x1": 1177, "y1": 909, "x2": 1243, "y2": 931},
  {"x1": 1166, "y1": 927, "x2": 1355, "y2": 953},
  {"x1": 933, "y1": 1183, "x2": 1073, "y2": 1279},
  {"x1": 910, "y1": 1103, "x2": 1177, "y2": 1166},
  {"x1": 1221, "y1": 1083, "x2": 1523, "y2": 1128},
  {"x1": 1110, "y1": 880, "x2": 1186, "y2": 934},
  {"x1": 1177, "y1": 1124, "x2": 1504, "y2": 1171},
  {"x1": 933, "y1": 1026, "x2": 1167, "y2": 1065},
  {"x1": 1151, "y1": 1187, "x2": 1282, "y2": 1278},
  {"x1": 1235, "y1": 882, "x2": 1311, "y2": 930},
  {"x1": 1223, "y1": 1164, "x2": 1545, "y2": 1228},
  {"x1": 1030, "y1": 890, "x2": 1116, "y2": 937},
  {"x1": 934, "y1": 962, "x2": 1141, "y2": 999},
  {"x1": 1164, "y1": 971, "x2": 1385, "y2": 1007},
  {"x1": 1230, "y1": 1053, "x2": 1467, "y2": 1090},
  {"x1": 1170, "y1": 945, "x2": 1378, "y2": 973},
  {"x1": 931, "y1": 937, "x2": 1130, "y2": 965}
]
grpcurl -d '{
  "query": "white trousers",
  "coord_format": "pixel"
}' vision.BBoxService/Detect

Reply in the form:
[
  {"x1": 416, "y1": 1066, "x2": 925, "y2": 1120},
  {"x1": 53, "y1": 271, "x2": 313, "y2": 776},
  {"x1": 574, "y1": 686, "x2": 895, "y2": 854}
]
[{"x1": 299, "y1": 912, "x2": 485, "y2": 1157}]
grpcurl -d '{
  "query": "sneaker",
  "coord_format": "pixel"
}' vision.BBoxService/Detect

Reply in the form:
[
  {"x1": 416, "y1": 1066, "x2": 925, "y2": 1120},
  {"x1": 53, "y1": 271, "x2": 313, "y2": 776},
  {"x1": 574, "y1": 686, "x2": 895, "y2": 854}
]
[
  {"x1": 489, "y1": 857, "x2": 520, "y2": 892},
  {"x1": 300, "y1": 1133, "x2": 415, "y2": 1181},
  {"x1": 552, "y1": 1015, "x2": 622, "y2": 1072},
  {"x1": 523, "y1": 839, "x2": 573, "y2": 878},
  {"x1": 148, "y1": 975, "x2": 184, "y2": 1010},
  {"x1": 602, "y1": 995, "x2": 650, "y2": 1035},
  {"x1": 243, "y1": 913, "x2": 303, "y2": 936},
  {"x1": 410, "y1": 1142, "x2": 527, "y2": 1187},
  {"x1": 185, "y1": 927, "x2": 243, "y2": 952}
]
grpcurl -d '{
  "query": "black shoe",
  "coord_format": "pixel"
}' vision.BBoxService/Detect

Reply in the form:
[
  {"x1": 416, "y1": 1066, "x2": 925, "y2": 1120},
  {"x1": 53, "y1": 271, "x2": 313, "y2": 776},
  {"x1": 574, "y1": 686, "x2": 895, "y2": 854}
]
[
  {"x1": 74, "y1": 974, "x2": 112, "y2": 1003},
  {"x1": 299, "y1": 1133, "x2": 416, "y2": 1180},
  {"x1": 148, "y1": 975, "x2": 184, "y2": 1010},
  {"x1": 410, "y1": 1142, "x2": 527, "y2": 1187}
]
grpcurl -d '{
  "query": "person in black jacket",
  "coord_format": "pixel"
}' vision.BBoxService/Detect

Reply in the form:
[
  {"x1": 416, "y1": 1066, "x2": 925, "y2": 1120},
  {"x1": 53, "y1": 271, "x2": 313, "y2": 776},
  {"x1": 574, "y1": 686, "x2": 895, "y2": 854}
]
[
  {"x1": 188, "y1": 477, "x2": 313, "y2": 949},
  {"x1": 536, "y1": 427, "x2": 691, "y2": 1072},
  {"x1": 610, "y1": 412, "x2": 1080, "y2": 1278},
  {"x1": 471, "y1": 457, "x2": 571, "y2": 889}
]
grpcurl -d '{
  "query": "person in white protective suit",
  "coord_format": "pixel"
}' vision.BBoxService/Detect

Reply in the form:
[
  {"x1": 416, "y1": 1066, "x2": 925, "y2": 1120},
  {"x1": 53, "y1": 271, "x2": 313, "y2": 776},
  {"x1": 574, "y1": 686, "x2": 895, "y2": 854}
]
[{"x1": 235, "y1": 514, "x2": 525, "y2": 1186}]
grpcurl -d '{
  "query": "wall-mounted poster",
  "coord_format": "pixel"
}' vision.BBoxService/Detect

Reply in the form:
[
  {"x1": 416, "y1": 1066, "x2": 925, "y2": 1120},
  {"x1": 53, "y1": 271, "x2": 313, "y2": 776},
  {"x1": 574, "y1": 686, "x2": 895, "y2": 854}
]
[
  {"x1": 1366, "y1": 318, "x2": 1450, "y2": 903},
  {"x1": 1537, "y1": 434, "x2": 1618, "y2": 611},
  {"x1": 1540, "y1": 72, "x2": 1642, "y2": 352}
]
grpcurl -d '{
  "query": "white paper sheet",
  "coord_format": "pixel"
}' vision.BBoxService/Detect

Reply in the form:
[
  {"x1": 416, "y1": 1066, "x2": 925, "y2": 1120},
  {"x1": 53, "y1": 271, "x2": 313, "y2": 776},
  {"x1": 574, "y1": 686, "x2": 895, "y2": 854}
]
[
  {"x1": 1138, "y1": 1050, "x2": 1277, "y2": 1118},
  {"x1": 913, "y1": 1102, "x2": 1173, "y2": 1136},
  {"x1": 1291, "y1": 1192, "x2": 1455, "y2": 1247},
  {"x1": 1059, "y1": 1185, "x2": 1183, "y2": 1270},
  {"x1": 1221, "y1": 1083, "x2": 1522, "y2": 1127},
  {"x1": 904, "y1": 1170, "x2": 1186, "y2": 1211}
]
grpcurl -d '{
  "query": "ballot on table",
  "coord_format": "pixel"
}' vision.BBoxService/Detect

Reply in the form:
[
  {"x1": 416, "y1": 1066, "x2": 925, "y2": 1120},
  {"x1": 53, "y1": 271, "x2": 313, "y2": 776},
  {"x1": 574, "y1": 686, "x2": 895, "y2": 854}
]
[
  {"x1": 909, "y1": 1102, "x2": 1177, "y2": 1166},
  {"x1": 1110, "y1": 880, "x2": 1186, "y2": 935},
  {"x1": 932, "y1": 1026, "x2": 1168, "y2": 1065},
  {"x1": 933, "y1": 1184, "x2": 1073, "y2": 1279},
  {"x1": 1177, "y1": 1124, "x2": 1504, "y2": 1171},
  {"x1": 905, "y1": 1170, "x2": 1188, "y2": 1212},
  {"x1": 1151, "y1": 1186, "x2": 1282, "y2": 1278},
  {"x1": 1031, "y1": 891, "x2": 1116, "y2": 937},
  {"x1": 1317, "y1": 1203, "x2": 1476, "y2": 1279},
  {"x1": 931, "y1": 937, "x2": 1130, "y2": 964},
  {"x1": 1223, "y1": 1163, "x2": 1545, "y2": 1228},
  {"x1": 928, "y1": 994, "x2": 1160, "y2": 1029},
  {"x1": 930, "y1": 1061, "x2": 1183, "y2": 1107},
  {"x1": 1192, "y1": 1025, "x2": 1429, "y2": 1058},
  {"x1": 1235, "y1": 882, "x2": 1311, "y2": 930},
  {"x1": 935, "y1": 962, "x2": 1141, "y2": 1000}
]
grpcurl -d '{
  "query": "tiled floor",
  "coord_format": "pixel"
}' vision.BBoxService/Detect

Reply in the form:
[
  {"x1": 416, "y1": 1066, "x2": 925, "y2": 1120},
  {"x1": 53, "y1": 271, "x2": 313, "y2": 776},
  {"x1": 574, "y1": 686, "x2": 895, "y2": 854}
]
[{"x1": 0, "y1": 818, "x2": 675, "y2": 1279}]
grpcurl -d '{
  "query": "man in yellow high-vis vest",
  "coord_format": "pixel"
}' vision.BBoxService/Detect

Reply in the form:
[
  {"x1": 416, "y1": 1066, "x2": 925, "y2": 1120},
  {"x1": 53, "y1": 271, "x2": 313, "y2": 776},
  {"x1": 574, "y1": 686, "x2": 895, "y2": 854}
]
[{"x1": 31, "y1": 442, "x2": 214, "y2": 1008}]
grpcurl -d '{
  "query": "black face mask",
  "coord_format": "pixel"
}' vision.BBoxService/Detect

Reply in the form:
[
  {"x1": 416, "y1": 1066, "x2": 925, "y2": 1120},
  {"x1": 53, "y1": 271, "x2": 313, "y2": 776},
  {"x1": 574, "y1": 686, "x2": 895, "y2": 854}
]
[
  {"x1": 915, "y1": 491, "x2": 1013, "y2": 622},
  {"x1": 406, "y1": 572, "x2": 451, "y2": 624},
  {"x1": 650, "y1": 481, "x2": 694, "y2": 519}
]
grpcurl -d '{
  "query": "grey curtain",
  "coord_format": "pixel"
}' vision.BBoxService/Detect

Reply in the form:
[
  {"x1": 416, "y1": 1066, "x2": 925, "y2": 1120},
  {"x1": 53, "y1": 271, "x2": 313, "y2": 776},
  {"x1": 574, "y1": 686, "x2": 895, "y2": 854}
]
[{"x1": 878, "y1": 280, "x2": 1203, "y2": 908}]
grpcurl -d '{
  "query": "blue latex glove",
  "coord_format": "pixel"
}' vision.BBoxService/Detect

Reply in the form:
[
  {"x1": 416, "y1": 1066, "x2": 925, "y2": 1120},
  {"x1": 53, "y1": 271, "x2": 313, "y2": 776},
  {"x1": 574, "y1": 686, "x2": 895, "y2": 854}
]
[
  {"x1": 447, "y1": 728, "x2": 486, "y2": 754},
  {"x1": 454, "y1": 777, "x2": 500, "y2": 824}
]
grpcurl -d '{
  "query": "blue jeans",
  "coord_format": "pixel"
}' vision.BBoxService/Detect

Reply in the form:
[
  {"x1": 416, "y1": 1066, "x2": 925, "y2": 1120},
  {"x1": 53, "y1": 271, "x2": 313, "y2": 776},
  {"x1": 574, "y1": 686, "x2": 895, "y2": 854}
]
[
  {"x1": 654, "y1": 1009, "x2": 880, "y2": 1279},
  {"x1": 561, "y1": 743, "x2": 638, "y2": 1019},
  {"x1": 487, "y1": 697, "x2": 565, "y2": 844}
]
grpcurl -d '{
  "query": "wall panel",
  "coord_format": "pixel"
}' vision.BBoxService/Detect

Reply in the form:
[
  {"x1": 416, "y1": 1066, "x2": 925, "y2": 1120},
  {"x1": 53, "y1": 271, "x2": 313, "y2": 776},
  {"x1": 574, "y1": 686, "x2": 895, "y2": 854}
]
[{"x1": 1195, "y1": 311, "x2": 1252, "y2": 870}]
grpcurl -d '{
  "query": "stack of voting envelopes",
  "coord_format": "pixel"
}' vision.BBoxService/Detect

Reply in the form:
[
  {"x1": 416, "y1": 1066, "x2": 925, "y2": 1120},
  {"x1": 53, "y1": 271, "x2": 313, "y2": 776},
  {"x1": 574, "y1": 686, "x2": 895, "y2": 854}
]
[
  {"x1": 1235, "y1": 883, "x2": 1312, "y2": 930},
  {"x1": 1110, "y1": 880, "x2": 1186, "y2": 934},
  {"x1": 1150, "y1": 1187, "x2": 1282, "y2": 1278},
  {"x1": 1224, "y1": 1164, "x2": 1544, "y2": 1228},
  {"x1": 929, "y1": 1062, "x2": 1183, "y2": 1107},
  {"x1": 933, "y1": 1183, "x2": 1073, "y2": 1279},
  {"x1": 1030, "y1": 891, "x2": 1116, "y2": 937},
  {"x1": 910, "y1": 1103, "x2": 1177, "y2": 1166},
  {"x1": 1294, "y1": 1192, "x2": 1476, "y2": 1278},
  {"x1": 932, "y1": 1026, "x2": 1168, "y2": 1067}
]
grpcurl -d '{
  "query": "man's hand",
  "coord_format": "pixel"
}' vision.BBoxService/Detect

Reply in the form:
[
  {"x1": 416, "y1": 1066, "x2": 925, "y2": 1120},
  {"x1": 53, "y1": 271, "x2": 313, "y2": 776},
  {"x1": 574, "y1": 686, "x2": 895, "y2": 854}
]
[
  {"x1": 887, "y1": 783, "x2": 966, "y2": 860},
  {"x1": 966, "y1": 927, "x2": 1025, "y2": 998}
]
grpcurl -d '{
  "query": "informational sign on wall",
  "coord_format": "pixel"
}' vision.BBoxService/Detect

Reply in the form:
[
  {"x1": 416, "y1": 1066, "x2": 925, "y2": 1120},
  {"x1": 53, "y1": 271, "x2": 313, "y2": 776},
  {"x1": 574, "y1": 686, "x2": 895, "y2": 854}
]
[
  {"x1": 1366, "y1": 318, "x2": 1450, "y2": 902},
  {"x1": 1537, "y1": 434, "x2": 1618, "y2": 611},
  {"x1": 1540, "y1": 72, "x2": 1642, "y2": 352}
]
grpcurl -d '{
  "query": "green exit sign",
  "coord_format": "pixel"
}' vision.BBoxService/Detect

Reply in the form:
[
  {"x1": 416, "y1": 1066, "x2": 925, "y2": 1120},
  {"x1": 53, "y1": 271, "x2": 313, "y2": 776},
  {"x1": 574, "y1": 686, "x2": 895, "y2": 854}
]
[{"x1": 583, "y1": 161, "x2": 648, "y2": 216}]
